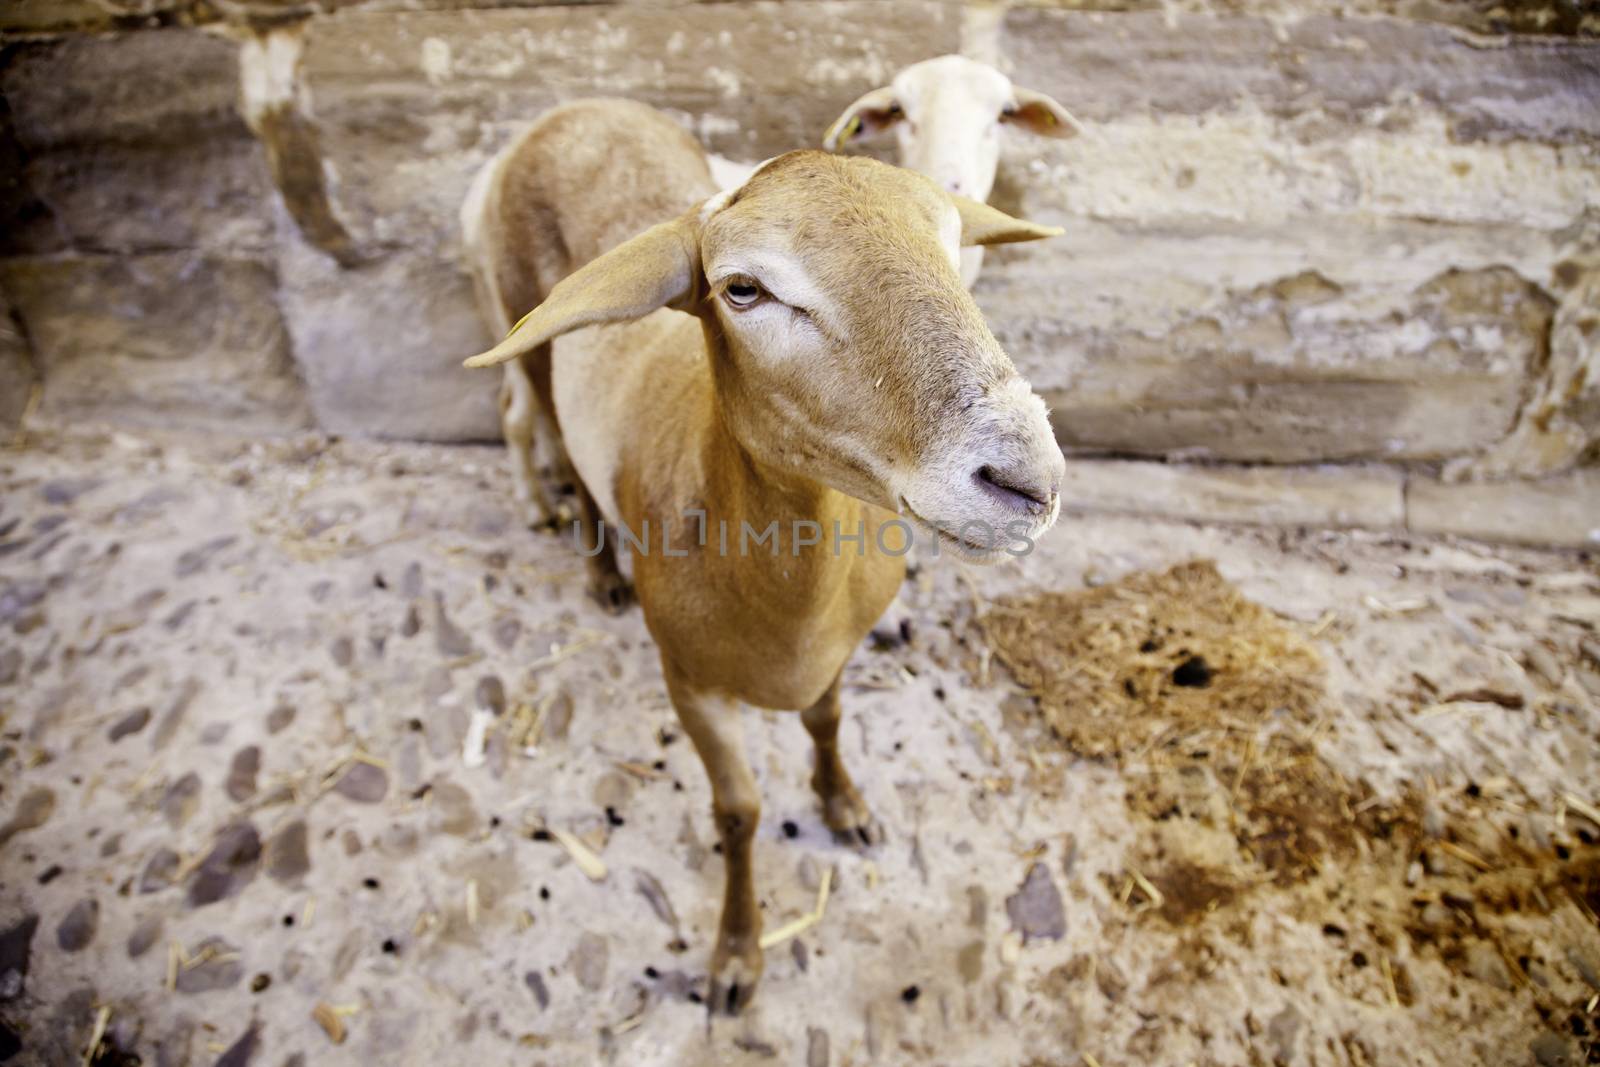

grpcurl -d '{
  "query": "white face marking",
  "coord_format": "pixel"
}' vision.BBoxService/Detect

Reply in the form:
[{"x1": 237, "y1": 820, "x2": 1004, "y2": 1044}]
[
  {"x1": 706, "y1": 250, "x2": 834, "y2": 375},
  {"x1": 701, "y1": 172, "x2": 840, "y2": 337},
  {"x1": 708, "y1": 252, "x2": 826, "y2": 315}
]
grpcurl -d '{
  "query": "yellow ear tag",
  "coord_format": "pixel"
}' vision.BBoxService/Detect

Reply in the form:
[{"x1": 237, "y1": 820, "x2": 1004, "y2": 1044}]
[
  {"x1": 843, "y1": 115, "x2": 862, "y2": 141},
  {"x1": 505, "y1": 305, "x2": 538, "y2": 340},
  {"x1": 1043, "y1": 111, "x2": 1056, "y2": 126}
]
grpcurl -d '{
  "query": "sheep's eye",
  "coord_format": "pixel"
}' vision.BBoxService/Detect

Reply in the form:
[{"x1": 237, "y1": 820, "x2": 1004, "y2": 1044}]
[
  {"x1": 722, "y1": 277, "x2": 765, "y2": 309},
  {"x1": 1001, "y1": 103, "x2": 1018, "y2": 118}
]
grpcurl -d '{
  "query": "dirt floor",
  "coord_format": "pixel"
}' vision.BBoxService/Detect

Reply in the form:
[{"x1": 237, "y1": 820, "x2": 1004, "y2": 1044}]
[{"x1": 1, "y1": 424, "x2": 1598, "y2": 1067}]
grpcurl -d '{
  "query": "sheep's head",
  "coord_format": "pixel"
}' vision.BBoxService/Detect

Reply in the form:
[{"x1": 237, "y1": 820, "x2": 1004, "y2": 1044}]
[
  {"x1": 697, "y1": 153, "x2": 1066, "y2": 558},
  {"x1": 822, "y1": 55, "x2": 1081, "y2": 204}
]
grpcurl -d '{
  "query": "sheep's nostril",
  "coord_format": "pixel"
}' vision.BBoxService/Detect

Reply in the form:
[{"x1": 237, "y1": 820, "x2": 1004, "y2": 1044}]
[{"x1": 976, "y1": 465, "x2": 1054, "y2": 515}]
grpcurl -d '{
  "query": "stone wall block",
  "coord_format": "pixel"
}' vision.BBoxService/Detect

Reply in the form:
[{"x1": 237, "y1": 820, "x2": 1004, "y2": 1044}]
[
  {"x1": 0, "y1": 253, "x2": 313, "y2": 433},
  {"x1": 998, "y1": 10, "x2": 1600, "y2": 144},
  {"x1": 984, "y1": 242, "x2": 1556, "y2": 462},
  {"x1": 293, "y1": 3, "x2": 960, "y2": 256},
  {"x1": 275, "y1": 230, "x2": 498, "y2": 440},
  {"x1": 1, "y1": 29, "x2": 277, "y2": 256}
]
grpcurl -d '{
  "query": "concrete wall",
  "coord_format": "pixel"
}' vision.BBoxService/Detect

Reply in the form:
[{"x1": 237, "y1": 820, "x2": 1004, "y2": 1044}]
[{"x1": 1, "y1": 0, "x2": 1597, "y2": 521}]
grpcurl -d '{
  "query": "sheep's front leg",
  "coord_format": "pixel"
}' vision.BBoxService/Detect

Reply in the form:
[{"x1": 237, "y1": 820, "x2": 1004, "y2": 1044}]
[
  {"x1": 802, "y1": 672, "x2": 883, "y2": 846},
  {"x1": 666, "y1": 667, "x2": 764, "y2": 1014}
]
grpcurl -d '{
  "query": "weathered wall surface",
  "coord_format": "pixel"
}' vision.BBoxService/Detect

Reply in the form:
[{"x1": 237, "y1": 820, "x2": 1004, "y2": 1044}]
[
  {"x1": 1, "y1": 28, "x2": 311, "y2": 434},
  {"x1": 979, "y1": 7, "x2": 1600, "y2": 470},
  {"x1": 1, "y1": 1, "x2": 1597, "y2": 483}
]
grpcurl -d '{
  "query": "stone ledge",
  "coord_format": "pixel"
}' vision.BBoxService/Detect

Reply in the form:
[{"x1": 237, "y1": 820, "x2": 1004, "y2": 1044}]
[
  {"x1": 1059, "y1": 458, "x2": 1600, "y2": 549},
  {"x1": 1406, "y1": 470, "x2": 1600, "y2": 548},
  {"x1": 1060, "y1": 459, "x2": 1406, "y2": 530}
]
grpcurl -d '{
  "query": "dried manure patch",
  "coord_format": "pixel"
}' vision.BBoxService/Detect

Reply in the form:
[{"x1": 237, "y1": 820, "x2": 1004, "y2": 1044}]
[
  {"x1": 980, "y1": 559, "x2": 1354, "y2": 885},
  {"x1": 979, "y1": 559, "x2": 1324, "y2": 759},
  {"x1": 981, "y1": 560, "x2": 1600, "y2": 1062}
]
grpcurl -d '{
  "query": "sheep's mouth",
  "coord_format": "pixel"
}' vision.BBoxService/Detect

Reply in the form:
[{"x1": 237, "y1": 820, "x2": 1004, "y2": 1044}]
[{"x1": 898, "y1": 498, "x2": 1010, "y2": 561}]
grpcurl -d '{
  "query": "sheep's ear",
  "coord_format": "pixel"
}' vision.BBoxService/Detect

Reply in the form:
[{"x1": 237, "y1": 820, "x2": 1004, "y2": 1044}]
[
  {"x1": 952, "y1": 195, "x2": 1063, "y2": 247},
  {"x1": 822, "y1": 86, "x2": 902, "y2": 150},
  {"x1": 464, "y1": 215, "x2": 703, "y2": 368},
  {"x1": 1003, "y1": 87, "x2": 1083, "y2": 140}
]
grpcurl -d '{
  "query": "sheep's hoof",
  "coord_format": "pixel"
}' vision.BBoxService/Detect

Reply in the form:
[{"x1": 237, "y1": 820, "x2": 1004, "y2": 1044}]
[
  {"x1": 708, "y1": 939, "x2": 764, "y2": 1015},
  {"x1": 868, "y1": 615, "x2": 916, "y2": 651},
  {"x1": 524, "y1": 504, "x2": 570, "y2": 534},
  {"x1": 587, "y1": 572, "x2": 634, "y2": 616},
  {"x1": 820, "y1": 787, "x2": 884, "y2": 848},
  {"x1": 830, "y1": 818, "x2": 885, "y2": 849}
]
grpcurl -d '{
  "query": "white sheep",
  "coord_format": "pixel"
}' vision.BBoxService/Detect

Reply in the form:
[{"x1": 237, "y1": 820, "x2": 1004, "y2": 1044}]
[{"x1": 824, "y1": 54, "x2": 1082, "y2": 288}]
